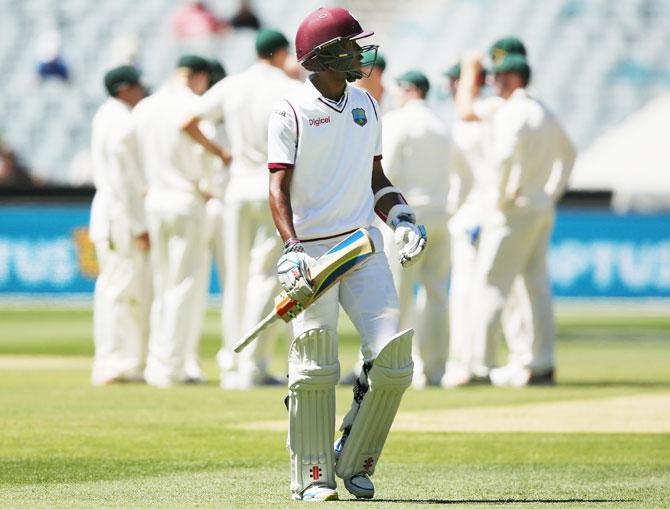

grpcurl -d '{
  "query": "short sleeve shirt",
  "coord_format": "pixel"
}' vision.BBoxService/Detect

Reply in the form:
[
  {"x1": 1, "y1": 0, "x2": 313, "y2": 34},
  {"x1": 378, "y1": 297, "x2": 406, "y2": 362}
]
[{"x1": 267, "y1": 78, "x2": 382, "y2": 240}]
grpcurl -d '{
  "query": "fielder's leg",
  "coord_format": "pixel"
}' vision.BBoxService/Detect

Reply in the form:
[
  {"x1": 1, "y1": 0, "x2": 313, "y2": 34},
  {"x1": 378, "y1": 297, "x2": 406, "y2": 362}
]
[
  {"x1": 236, "y1": 203, "x2": 283, "y2": 386},
  {"x1": 288, "y1": 328, "x2": 340, "y2": 501},
  {"x1": 443, "y1": 229, "x2": 477, "y2": 386},
  {"x1": 414, "y1": 216, "x2": 449, "y2": 386}
]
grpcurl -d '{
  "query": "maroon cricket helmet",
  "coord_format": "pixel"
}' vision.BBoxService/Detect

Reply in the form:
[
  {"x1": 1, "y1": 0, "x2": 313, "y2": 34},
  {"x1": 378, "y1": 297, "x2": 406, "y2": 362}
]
[{"x1": 295, "y1": 7, "x2": 378, "y2": 79}]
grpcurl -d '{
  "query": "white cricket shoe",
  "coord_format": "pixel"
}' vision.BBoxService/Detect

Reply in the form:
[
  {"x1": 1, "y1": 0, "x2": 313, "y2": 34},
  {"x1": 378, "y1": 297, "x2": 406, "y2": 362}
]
[
  {"x1": 441, "y1": 365, "x2": 471, "y2": 388},
  {"x1": 292, "y1": 484, "x2": 339, "y2": 501},
  {"x1": 491, "y1": 364, "x2": 555, "y2": 387},
  {"x1": 344, "y1": 473, "x2": 374, "y2": 499}
]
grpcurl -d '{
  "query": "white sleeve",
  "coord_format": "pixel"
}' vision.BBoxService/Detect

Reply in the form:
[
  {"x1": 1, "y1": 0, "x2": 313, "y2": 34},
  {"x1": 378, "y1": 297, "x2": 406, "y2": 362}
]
[
  {"x1": 545, "y1": 122, "x2": 577, "y2": 202},
  {"x1": 192, "y1": 79, "x2": 226, "y2": 123},
  {"x1": 446, "y1": 142, "x2": 472, "y2": 214},
  {"x1": 493, "y1": 105, "x2": 526, "y2": 205},
  {"x1": 380, "y1": 114, "x2": 402, "y2": 181},
  {"x1": 267, "y1": 99, "x2": 298, "y2": 168},
  {"x1": 111, "y1": 122, "x2": 147, "y2": 235}
]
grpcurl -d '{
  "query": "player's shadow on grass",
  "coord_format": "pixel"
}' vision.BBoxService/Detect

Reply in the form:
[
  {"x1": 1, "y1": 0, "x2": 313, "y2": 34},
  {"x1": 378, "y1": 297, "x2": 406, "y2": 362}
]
[{"x1": 364, "y1": 498, "x2": 636, "y2": 505}]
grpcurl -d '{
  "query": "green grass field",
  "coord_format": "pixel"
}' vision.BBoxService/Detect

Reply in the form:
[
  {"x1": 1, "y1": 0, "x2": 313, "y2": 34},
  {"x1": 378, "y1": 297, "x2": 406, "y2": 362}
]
[{"x1": 1, "y1": 307, "x2": 669, "y2": 508}]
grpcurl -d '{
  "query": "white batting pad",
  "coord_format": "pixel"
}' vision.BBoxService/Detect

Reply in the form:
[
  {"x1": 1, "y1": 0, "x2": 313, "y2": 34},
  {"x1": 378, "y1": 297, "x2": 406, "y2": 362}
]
[
  {"x1": 335, "y1": 328, "x2": 414, "y2": 480},
  {"x1": 288, "y1": 328, "x2": 340, "y2": 495}
]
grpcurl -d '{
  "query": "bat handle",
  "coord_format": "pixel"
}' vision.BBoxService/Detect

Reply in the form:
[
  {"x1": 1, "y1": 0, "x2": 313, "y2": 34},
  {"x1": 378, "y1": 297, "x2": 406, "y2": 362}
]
[{"x1": 233, "y1": 311, "x2": 279, "y2": 353}]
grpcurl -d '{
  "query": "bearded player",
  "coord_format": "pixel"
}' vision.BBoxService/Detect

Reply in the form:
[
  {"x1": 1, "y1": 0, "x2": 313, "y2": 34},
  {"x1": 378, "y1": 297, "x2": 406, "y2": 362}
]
[{"x1": 267, "y1": 7, "x2": 427, "y2": 502}]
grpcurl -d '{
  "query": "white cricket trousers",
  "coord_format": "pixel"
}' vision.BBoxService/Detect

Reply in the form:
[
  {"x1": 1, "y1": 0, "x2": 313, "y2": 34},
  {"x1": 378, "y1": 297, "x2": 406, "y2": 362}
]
[
  {"x1": 470, "y1": 206, "x2": 556, "y2": 373},
  {"x1": 92, "y1": 219, "x2": 151, "y2": 384},
  {"x1": 292, "y1": 227, "x2": 400, "y2": 361},
  {"x1": 382, "y1": 212, "x2": 450, "y2": 385},
  {"x1": 144, "y1": 194, "x2": 209, "y2": 386},
  {"x1": 217, "y1": 198, "x2": 283, "y2": 382},
  {"x1": 448, "y1": 225, "x2": 532, "y2": 376}
]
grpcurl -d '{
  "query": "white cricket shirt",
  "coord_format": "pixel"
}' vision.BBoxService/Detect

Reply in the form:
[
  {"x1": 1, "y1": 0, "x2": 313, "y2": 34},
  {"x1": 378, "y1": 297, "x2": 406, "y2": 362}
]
[
  {"x1": 132, "y1": 82, "x2": 210, "y2": 208},
  {"x1": 194, "y1": 62, "x2": 301, "y2": 201},
  {"x1": 492, "y1": 88, "x2": 576, "y2": 210},
  {"x1": 448, "y1": 96, "x2": 503, "y2": 230},
  {"x1": 381, "y1": 98, "x2": 450, "y2": 211},
  {"x1": 267, "y1": 77, "x2": 382, "y2": 240},
  {"x1": 89, "y1": 97, "x2": 146, "y2": 241}
]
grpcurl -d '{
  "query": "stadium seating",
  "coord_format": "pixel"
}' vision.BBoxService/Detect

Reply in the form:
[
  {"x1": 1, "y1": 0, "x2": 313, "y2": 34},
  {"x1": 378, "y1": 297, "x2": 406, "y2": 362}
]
[{"x1": 0, "y1": 0, "x2": 668, "y2": 183}]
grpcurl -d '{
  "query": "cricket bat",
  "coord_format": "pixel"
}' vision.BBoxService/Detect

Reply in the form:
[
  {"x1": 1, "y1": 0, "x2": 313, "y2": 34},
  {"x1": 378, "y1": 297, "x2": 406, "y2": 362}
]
[{"x1": 233, "y1": 228, "x2": 375, "y2": 353}]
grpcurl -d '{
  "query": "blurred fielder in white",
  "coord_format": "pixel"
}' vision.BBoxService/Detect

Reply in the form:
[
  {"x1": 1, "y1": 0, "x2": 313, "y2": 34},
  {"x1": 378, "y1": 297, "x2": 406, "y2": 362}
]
[
  {"x1": 380, "y1": 70, "x2": 450, "y2": 388},
  {"x1": 183, "y1": 29, "x2": 300, "y2": 389},
  {"x1": 442, "y1": 59, "x2": 532, "y2": 387},
  {"x1": 89, "y1": 65, "x2": 151, "y2": 385},
  {"x1": 458, "y1": 49, "x2": 576, "y2": 386},
  {"x1": 133, "y1": 55, "x2": 229, "y2": 387}
]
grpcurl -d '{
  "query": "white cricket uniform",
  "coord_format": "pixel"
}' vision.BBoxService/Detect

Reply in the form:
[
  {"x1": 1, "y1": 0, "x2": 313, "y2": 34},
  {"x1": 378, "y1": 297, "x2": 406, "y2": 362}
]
[
  {"x1": 446, "y1": 97, "x2": 533, "y2": 379},
  {"x1": 132, "y1": 82, "x2": 212, "y2": 387},
  {"x1": 268, "y1": 78, "x2": 405, "y2": 495},
  {"x1": 89, "y1": 97, "x2": 151, "y2": 385},
  {"x1": 380, "y1": 98, "x2": 450, "y2": 386},
  {"x1": 470, "y1": 88, "x2": 576, "y2": 372},
  {"x1": 268, "y1": 78, "x2": 399, "y2": 353},
  {"x1": 193, "y1": 63, "x2": 301, "y2": 386}
]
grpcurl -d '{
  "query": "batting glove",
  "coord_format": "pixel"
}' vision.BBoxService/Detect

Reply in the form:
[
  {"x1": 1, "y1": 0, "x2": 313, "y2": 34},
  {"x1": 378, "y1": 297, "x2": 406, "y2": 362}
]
[
  {"x1": 394, "y1": 220, "x2": 428, "y2": 268},
  {"x1": 277, "y1": 240, "x2": 314, "y2": 303}
]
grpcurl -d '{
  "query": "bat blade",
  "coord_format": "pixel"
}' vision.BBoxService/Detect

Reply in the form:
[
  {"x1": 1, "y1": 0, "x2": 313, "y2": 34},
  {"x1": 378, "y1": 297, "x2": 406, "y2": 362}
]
[
  {"x1": 305, "y1": 228, "x2": 375, "y2": 305},
  {"x1": 233, "y1": 228, "x2": 375, "y2": 353}
]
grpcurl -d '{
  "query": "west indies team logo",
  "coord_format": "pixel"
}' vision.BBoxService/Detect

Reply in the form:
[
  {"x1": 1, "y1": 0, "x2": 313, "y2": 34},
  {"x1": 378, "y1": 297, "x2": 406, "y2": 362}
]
[{"x1": 351, "y1": 107, "x2": 367, "y2": 126}]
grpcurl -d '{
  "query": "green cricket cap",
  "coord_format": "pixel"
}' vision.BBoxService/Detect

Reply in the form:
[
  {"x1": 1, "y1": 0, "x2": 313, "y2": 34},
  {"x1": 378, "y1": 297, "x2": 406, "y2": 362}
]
[
  {"x1": 396, "y1": 70, "x2": 430, "y2": 95},
  {"x1": 489, "y1": 36, "x2": 527, "y2": 64},
  {"x1": 361, "y1": 50, "x2": 386, "y2": 72},
  {"x1": 255, "y1": 28, "x2": 289, "y2": 57},
  {"x1": 177, "y1": 54, "x2": 210, "y2": 73},
  {"x1": 444, "y1": 62, "x2": 461, "y2": 79},
  {"x1": 104, "y1": 65, "x2": 141, "y2": 96},
  {"x1": 492, "y1": 53, "x2": 531, "y2": 81},
  {"x1": 207, "y1": 59, "x2": 226, "y2": 86}
]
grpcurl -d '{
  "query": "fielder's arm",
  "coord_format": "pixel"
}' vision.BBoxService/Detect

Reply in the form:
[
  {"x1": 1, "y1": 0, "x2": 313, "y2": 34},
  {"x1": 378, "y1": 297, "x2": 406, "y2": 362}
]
[
  {"x1": 456, "y1": 51, "x2": 484, "y2": 122},
  {"x1": 182, "y1": 116, "x2": 232, "y2": 166}
]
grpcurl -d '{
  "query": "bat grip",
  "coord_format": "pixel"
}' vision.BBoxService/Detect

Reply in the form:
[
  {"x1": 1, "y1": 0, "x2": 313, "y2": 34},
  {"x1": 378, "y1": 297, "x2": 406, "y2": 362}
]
[{"x1": 233, "y1": 311, "x2": 279, "y2": 353}]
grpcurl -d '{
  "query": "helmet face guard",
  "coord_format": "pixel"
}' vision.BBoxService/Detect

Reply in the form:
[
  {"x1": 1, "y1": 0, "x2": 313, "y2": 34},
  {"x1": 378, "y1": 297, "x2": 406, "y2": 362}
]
[{"x1": 303, "y1": 38, "x2": 379, "y2": 82}]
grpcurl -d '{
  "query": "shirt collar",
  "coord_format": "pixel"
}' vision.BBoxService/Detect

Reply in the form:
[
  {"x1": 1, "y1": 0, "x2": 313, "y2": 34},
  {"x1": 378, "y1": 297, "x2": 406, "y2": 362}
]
[
  {"x1": 510, "y1": 87, "x2": 529, "y2": 100},
  {"x1": 404, "y1": 98, "x2": 425, "y2": 108},
  {"x1": 109, "y1": 96, "x2": 131, "y2": 112},
  {"x1": 304, "y1": 76, "x2": 349, "y2": 104}
]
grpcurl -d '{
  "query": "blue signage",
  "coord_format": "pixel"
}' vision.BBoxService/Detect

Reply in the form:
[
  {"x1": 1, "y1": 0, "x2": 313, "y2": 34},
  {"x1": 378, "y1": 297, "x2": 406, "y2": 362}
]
[
  {"x1": 0, "y1": 206, "x2": 669, "y2": 298},
  {"x1": 549, "y1": 211, "x2": 670, "y2": 297}
]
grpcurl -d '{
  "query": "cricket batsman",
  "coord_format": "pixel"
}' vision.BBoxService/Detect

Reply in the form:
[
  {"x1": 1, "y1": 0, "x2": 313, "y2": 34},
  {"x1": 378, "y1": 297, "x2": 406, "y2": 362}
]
[{"x1": 267, "y1": 8, "x2": 427, "y2": 501}]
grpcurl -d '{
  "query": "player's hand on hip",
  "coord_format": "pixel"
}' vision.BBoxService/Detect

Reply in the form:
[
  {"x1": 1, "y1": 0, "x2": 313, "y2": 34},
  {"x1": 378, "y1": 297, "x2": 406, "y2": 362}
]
[
  {"x1": 277, "y1": 240, "x2": 314, "y2": 303},
  {"x1": 395, "y1": 222, "x2": 428, "y2": 268}
]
